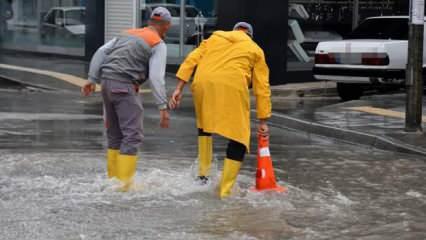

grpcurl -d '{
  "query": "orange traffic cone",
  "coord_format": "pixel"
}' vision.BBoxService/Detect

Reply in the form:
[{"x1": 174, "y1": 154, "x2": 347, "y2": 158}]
[{"x1": 252, "y1": 134, "x2": 287, "y2": 193}]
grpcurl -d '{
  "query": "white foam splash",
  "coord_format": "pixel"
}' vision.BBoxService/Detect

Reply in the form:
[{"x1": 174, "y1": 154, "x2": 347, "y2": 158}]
[
  {"x1": 406, "y1": 190, "x2": 423, "y2": 198},
  {"x1": 226, "y1": 232, "x2": 259, "y2": 240},
  {"x1": 334, "y1": 191, "x2": 355, "y2": 206}
]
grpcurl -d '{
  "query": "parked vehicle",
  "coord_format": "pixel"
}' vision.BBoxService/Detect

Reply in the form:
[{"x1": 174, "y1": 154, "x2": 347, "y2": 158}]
[
  {"x1": 40, "y1": 7, "x2": 86, "y2": 40},
  {"x1": 141, "y1": 4, "x2": 217, "y2": 44},
  {"x1": 313, "y1": 16, "x2": 426, "y2": 101}
]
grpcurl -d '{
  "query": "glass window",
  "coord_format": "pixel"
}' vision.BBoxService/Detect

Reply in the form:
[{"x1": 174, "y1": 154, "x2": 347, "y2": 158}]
[
  {"x1": 45, "y1": 10, "x2": 55, "y2": 24},
  {"x1": 0, "y1": 0, "x2": 86, "y2": 57},
  {"x1": 164, "y1": 6, "x2": 180, "y2": 17},
  {"x1": 186, "y1": 7, "x2": 199, "y2": 17},
  {"x1": 54, "y1": 10, "x2": 64, "y2": 25},
  {"x1": 65, "y1": 9, "x2": 85, "y2": 26},
  {"x1": 287, "y1": 0, "x2": 405, "y2": 71},
  {"x1": 140, "y1": 0, "x2": 218, "y2": 60},
  {"x1": 348, "y1": 18, "x2": 408, "y2": 40}
]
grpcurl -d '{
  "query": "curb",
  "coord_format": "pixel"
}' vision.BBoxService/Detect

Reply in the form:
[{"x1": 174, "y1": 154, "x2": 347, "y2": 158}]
[
  {"x1": 271, "y1": 87, "x2": 337, "y2": 98},
  {"x1": 177, "y1": 86, "x2": 338, "y2": 98},
  {"x1": 263, "y1": 111, "x2": 426, "y2": 157},
  {"x1": 0, "y1": 74, "x2": 57, "y2": 91}
]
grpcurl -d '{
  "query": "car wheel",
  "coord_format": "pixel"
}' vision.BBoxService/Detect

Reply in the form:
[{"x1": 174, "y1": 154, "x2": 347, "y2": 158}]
[{"x1": 337, "y1": 83, "x2": 363, "y2": 101}]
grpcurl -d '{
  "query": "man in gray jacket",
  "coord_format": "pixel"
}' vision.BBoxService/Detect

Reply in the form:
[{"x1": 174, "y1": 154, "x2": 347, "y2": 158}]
[{"x1": 82, "y1": 7, "x2": 171, "y2": 191}]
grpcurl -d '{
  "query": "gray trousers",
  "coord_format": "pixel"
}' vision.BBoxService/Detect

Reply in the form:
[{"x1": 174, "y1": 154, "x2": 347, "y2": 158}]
[{"x1": 101, "y1": 79, "x2": 144, "y2": 155}]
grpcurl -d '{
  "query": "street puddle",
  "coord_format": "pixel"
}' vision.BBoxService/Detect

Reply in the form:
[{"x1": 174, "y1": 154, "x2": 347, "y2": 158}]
[{"x1": 2, "y1": 151, "x2": 421, "y2": 239}]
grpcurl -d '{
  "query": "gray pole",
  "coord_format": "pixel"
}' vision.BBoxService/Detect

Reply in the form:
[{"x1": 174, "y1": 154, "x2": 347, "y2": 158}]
[
  {"x1": 133, "y1": 0, "x2": 141, "y2": 28},
  {"x1": 405, "y1": 0, "x2": 424, "y2": 132},
  {"x1": 179, "y1": 0, "x2": 185, "y2": 57},
  {"x1": 352, "y1": 0, "x2": 359, "y2": 30}
]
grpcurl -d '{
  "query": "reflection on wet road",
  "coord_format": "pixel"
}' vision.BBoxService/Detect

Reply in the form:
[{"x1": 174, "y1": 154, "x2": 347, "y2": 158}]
[{"x1": 0, "y1": 91, "x2": 425, "y2": 240}]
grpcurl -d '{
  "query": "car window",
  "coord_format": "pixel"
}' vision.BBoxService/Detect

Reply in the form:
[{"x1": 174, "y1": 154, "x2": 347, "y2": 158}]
[
  {"x1": 186, "y1": 7, "x2": 199, "y2": 18},
  {"x1": 44, "y1": 10, "x2": 55, "y2": 24},
  {"x1": 55, "y1": 10, "x2": 64, "y2": 19},
  {"x1": 347, "y1": 18, "x2": 409, "y2": 40},
  {"x1": 65, "y1": 9, "x2": 85, "y2": 26},
  {"x1": 2, "y1": 1, "x2": 13, "y2": 20},
  {"x1": 54, "y1": 10, "x2": 64, "y2": 25},
  {"x1": 166, "y1": 6, "x2": 180, "y2": 17}
]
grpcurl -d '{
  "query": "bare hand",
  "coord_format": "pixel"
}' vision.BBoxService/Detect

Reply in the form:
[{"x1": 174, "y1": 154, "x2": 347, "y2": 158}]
[
  {"x1": 169, "y1": 88, "x2": 183, "y2": 110},
  {"x1": 257, "y1": 121, "x2": 269, "y2": 138},
  {"x1": 81, "y1": 83, "x2": 96, "y2": 96},
  {"x1": 160, "y1": 110, "x2": 170, "y2": 128}
]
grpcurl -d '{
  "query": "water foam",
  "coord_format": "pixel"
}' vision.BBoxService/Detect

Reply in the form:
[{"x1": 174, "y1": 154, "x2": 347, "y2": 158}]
[{"x1": 406, "y1": 190, "x2": 424, "y2": 199}]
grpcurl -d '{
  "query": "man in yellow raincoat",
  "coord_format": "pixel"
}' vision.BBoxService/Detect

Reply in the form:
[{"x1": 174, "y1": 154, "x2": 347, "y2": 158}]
[{"x1": 169, "y1": 22, "x2": 271, "y2": 199}]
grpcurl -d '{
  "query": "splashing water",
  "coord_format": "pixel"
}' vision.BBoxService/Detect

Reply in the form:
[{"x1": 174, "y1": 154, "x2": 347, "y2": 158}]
[{"x1": 1, "y1": 150, "x2": 425, "y2": 240}]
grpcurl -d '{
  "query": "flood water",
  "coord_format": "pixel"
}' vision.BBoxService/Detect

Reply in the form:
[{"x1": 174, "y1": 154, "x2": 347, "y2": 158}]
[{"x1": 0, "y1": 91, "x2": 425, "y2": 240}]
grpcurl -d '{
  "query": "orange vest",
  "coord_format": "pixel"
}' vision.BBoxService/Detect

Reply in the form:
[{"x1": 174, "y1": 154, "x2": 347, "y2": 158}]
[{"x1": 126, "y1": 27, "x2": 162, "y2": 48}]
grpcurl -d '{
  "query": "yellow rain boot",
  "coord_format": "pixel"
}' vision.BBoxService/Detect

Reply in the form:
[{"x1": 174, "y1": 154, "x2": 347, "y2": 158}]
[
  {"x1": 198, "y1": 136, "x2": 213, "y2": 177},
  {"x1": 116, "y1": 154, "x2": 137, "y2": 192},
  {"x1": 107, "y1": 149, "x2": 119, "y2": 178},
  {"x1": 219, "y1": 158, "x2": 242, "y2": 199}
]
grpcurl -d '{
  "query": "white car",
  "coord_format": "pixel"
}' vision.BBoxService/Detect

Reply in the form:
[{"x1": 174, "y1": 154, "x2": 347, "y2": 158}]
[
  {"x1": 40, "y1": 7, "x2": 85, "y2": 39},
  {"x1": 314, "y1": 16, "x2": 426, "y2": 101}
]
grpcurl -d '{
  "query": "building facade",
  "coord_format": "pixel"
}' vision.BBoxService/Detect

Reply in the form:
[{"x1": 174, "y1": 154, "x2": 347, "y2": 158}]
[{"x1": 0, "y1": 0, "x2": 411, "y2": 85}]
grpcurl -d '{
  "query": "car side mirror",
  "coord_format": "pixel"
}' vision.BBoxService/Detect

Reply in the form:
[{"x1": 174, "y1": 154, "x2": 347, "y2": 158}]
[{"x1": 55, "y1": 18, "x2": 64, "y2": 26}]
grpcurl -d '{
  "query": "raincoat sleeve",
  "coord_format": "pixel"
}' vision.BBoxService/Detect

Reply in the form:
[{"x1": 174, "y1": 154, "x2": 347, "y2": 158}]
[
  {"x1": 176, "y1": 40, "x2": 208, "y2": 82},
  {"x1": 252, "y1": 50, "x2": 272, "y2": 120}
]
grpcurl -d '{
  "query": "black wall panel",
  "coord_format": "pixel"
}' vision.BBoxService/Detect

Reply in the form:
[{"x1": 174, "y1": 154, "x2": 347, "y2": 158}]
[
  {"x1": 85, "y1": 0, "x2": 105, "y2": 60},
  {"x1": 217, "y1": 0, "x2": 288, "y2": 85}
]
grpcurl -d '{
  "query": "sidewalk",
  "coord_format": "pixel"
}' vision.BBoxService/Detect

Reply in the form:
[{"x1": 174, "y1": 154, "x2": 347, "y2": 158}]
[
  {"x1": 269, "y1": 93, "x2": 426, "y2": 157},
  {"x1": 0, "y1": 57, "x2": 335, "y2": 97}
]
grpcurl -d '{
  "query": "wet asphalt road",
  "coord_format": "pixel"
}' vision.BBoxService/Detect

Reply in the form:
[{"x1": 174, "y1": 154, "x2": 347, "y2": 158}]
[{"x1": 0, "y1": 90, "x2": 425, "y2": 240}]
